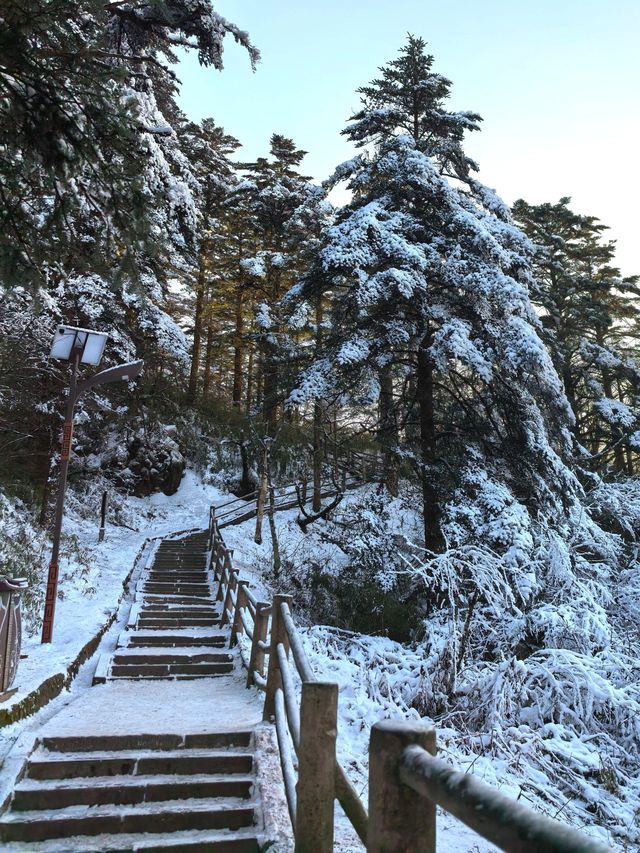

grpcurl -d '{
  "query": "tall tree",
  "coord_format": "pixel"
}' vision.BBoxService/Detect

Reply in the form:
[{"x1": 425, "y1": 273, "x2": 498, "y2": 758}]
[
  {"x1": 240, "y1": 135, "x2": 331, "y2": 433},
  {"x1": 290, "y1": 36, "x2": 577, "y2": 549},
  {"x1": 513, "y1": 197, "x2": 640, "y2": 472}
]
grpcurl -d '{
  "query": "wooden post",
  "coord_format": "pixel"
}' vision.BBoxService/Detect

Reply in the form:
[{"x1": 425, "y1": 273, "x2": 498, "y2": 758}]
[
  {"x1": 216, "y1": 547, "x2": 232, "y2": 602},
  {"x1": 301, "y1": 479, "x2": 308, "y2": 505},
  {"x1": 367, "y1": 720, "x2": 437, "y2": 853},
  {"x1": 230, "y1": 581, "x2": 247, "y2": 647},
  {"x1": 295, "y1": 681, "x2": 339, "y2": 853},
  {"x1": 247, "y1": 601, "x2": 270, "y2": 687},
  {"x1": 215, "y1": 553, "x2": 226, "y2": 602},
  {"x1": 263, "y1": 594, "x2": 292, "y2": 720},
  {"x1": 221, "y1": 569, "x2": 238, "y2": 627},
  {"x1": 98, "y1": 491, "x2": 108, "y2": 542}
]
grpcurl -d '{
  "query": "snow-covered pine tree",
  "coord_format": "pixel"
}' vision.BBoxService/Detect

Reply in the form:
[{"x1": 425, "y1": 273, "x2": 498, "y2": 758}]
[
  {"x1": 290, "y1": 35, "x2": 577, "y2": 550},
  {"x1": 239, "y1": 135, "x2": 332, "y2": 433},
  {"x1": 177, "y1": 119, "x2": 241, "y2": 403},
  {"x1": 513, "y1": 197, "x2": 640, "y2": 473},
  {"x1": 0, "y1": 0, "x2": 258, "y2": 507},
  {"x1": 0, "y1": 0, "x2": 258, "y2": 289}
]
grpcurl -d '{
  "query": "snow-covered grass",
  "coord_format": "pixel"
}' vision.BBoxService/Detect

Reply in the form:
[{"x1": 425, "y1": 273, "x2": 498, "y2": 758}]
[{"x1": 223, "y1": 483, "x2": 638, "y2": 852}]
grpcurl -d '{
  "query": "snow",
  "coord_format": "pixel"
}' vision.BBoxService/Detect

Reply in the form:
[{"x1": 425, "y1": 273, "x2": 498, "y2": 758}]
[
  {"x1": 1, "y1": 471, "x2": 226, "y2": 721},
  {"x1": 221, "y1": 484, "x2": 632, "y2": 851},
  {"x1": 39, "y1": 677, "x2": 262, "y2": 738}
]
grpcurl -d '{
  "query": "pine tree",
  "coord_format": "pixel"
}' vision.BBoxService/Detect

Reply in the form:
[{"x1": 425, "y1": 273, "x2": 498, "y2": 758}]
[
  {"x1": 513, "y1": 197, "x2": 640, "y2": 472},
  {"x1": 290, "y1": 36, "x2": 577, "y2": 549},
  {"x1": 239, "y1": 135, "x2": 331, "y2": 433},
  {"x1": 0, "y1": 0, "x2": 258, "y2": 288}
]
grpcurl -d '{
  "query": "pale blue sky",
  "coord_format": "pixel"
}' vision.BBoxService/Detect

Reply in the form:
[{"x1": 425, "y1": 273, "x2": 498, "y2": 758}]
[{"x1": 177, "y1": 0, "x2": 640, "y2": 275}]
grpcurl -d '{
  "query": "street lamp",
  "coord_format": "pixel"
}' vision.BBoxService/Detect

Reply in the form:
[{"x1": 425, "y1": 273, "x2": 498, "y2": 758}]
[{"x1": 41, "y1": 326, "x2": 143, "y2": 644}]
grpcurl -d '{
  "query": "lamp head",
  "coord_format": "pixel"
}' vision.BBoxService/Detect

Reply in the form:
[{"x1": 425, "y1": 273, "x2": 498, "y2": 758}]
[{"x1": 50, "y1": 326, "x2": 108, "y2": 366}]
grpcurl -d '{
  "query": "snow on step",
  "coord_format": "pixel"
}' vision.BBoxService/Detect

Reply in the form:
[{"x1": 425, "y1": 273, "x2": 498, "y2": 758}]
[
  {"x1": 93, "y1": 529, "x2": 234, "y2": 682},
  {"x1": 0, "y1": 798, "x2": 256, "y2": 842},
  {"x1": 12, "y1": 772, "x2": 255, "y2": 810},
  {"x1": 0, "y1": 531, "x2": 288, "y2": 852},
  {"x1": 0, "y1": 827, "x2": 261, "y2": 852}
]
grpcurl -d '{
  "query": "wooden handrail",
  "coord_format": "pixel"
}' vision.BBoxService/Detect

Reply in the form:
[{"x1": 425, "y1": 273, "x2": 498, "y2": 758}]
[{"x1": 208, "y1": 518, "x2": 368, "y2": 849}]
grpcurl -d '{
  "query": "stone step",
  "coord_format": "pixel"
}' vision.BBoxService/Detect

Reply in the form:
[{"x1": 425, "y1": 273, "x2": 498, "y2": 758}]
[
  {"x1": 126, "y1": 634, "x2": 227, "y2": 647},
  {"x1": 138, "y1": 616, "x2": 221, "y2": 625},
  {"x1": 0, "y1": 797, "x2": 256, "y2": 842},
  {"x1": 143, "y1": 585, "x2": 211, "y2": 594},
  {"x1": 110, "y1": 662, "x2": 233, "y2": 678},
  {"x1": 142, "y1": 596, "x2": 218, "y2": 606},
  {"x1": 137, "y1": 606, "x2": 217, "y2": 613},
  {"x1": 26, "y1": 749, "x2": 253, "y2": 781},
  {"x1": 147, "y1": 573, "x2": 209, "y2": 580},
  {"x1": 150, "y1": 565, "x2": 208, "y2": 572},
  {"x1": 0, "y1": 827, "x2": 260, "y2": 852},
  {"x1": 12, "y1": 773, "x2": 254, "y2": 810},
  {"x1": 41, "y1": 732, "x2": 252, "y2": 752},
  {"x1": 153, "y1": 555, "x2": 207, "y2": 561},
  {"x1": 137, "y1": 619, "x2": 220, "y2": 629},
  {"x1": 112, "y1": 652, "x2": 232, "y2": 665}
]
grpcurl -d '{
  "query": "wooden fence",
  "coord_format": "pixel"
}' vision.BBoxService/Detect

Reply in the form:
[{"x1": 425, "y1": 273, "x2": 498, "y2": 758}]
[
  {"x1": 207, "y1": 511, "x2": 611, "y2": 853},
  {"x1": 212, "y1": 449, "x2": 384, "y2": 529}
]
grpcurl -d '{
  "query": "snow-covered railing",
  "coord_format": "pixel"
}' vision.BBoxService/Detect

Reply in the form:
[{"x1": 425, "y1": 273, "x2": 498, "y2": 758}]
[
  {"x1": 211, "y1": 448, "x2": 385, "y2": 529},
  {"x1": 368, "y1": 719, "x2": 610, "y2": 853},
  {"x1": 208, "y1": 514, "x2": 368, "y2": 848},
  {"x1": 207, "y1": 513, "x2": 610, "y2": 852}
]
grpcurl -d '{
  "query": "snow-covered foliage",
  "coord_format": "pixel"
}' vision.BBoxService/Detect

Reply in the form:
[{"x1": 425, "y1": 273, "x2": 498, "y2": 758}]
[{"x1": 227, "y1": 476, "x2": 640, "y2": 848}]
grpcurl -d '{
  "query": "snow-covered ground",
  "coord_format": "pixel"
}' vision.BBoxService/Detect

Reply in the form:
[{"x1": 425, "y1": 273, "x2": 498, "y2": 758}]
[
  {"x1": 0, "y1": 472, "x2": 630, "y2": 850},
  {"x1": 222, "y1": 495, "x2": 622, "y2": 852},
  {"x1": 2, "y1": 471, "x2": 226, "y2": 723},
  {"x1": 222, "y1": 501, "x2": 500, "y2": 852}
]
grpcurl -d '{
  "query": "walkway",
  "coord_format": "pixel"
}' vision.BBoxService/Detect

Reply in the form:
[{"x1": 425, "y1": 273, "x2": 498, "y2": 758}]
[{"x1": 0, "y1": 532, "x2": 289, "y2": 851}]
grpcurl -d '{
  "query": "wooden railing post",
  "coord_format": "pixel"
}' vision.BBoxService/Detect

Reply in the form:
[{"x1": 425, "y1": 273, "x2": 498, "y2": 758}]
[
  {"x1": 216, "y1": 547, "x2": 232, "y2": 602},
  {"x1": 221, "y1": 567, "x2": 238, "y2": 627},
  {"x1": 247, "y1": 601, "x2": 270, "y2": 687},
  {"x1": 263, "y1": 593, "x2": 292, "y2": 720},
  {"x1": 230, "y1": 581, "x2": 247, "y2": 647},
  {"x1": 367, "y1": 720, "x2": 436, "y2": 853},
  {"x1": 295, "y1": 681, "x2": 338, "y2": 853}
]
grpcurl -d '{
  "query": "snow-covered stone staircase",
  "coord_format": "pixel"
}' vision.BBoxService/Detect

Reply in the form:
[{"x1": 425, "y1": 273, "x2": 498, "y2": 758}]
[
  {"x1": 94, "y1": 531, "x2": 234, "y2": 682},
  {"x1": 0, "y1": 730, "x2": 264, "y2": 850},
  {"x1": 0, "y1": 530, "x2": 289, "y2": 851}
]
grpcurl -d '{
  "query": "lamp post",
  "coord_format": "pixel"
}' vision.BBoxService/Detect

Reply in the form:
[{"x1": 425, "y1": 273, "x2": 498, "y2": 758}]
[{"x1": 41, "y1": 326, "x2": 143, "y2": 644}]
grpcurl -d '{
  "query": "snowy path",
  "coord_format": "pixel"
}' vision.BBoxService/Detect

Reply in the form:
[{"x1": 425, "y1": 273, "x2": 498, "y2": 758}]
[{"x1": 0, "y1": 527, "x2": 291, "y2": 851}]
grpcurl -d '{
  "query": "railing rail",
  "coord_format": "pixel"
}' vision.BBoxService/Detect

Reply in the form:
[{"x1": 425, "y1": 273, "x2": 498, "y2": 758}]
[{"x1": 206, "y1": 508, "x2": 611, "y2": 853}]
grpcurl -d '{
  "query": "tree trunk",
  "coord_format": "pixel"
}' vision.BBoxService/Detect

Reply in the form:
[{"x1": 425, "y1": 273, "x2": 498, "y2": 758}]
[
  {"x1": 312, "y1": 296, "x2": 324, "y2": 512},
  {"x1": 267, "y1": 482, "x2": 281, "y2": 579},
  {"x1": 378, "y1": 363, "x2": 399, "y2": 497},
  {"x1": 232, "y1": 285, "x2": 245, "y2": 407},
  {"x1": 254, "y1": 446, "x2": 269, "y2": 545},
  {"x1": 597, "y1": 329, "x2": 626, "y2": 472},
  {"x1": 202, "y1": 319, "x2": 214, "y2": 400},
  {"x1": 246, "y1": 340, "x2": 254, "y2": 415},
  {"x1": 262, "y1": 342, "x2": 278, "y2": 435},
  {"x1": 416, "y1": 329, "x2": 442, "y2": 551},
  {"x1": 187, "y1": 255, "x2": 206, "y2": 404},
  {"x1": 312, "y1": 402, "x2": 323, "y2": 513},
  {"x1": 238, "y1": 435, "x2": 254, "y2": 496}
]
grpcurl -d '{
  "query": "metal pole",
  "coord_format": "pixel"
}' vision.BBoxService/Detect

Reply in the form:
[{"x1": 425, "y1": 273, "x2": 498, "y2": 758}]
[{"x1": 41, "y1": 348, "x2": 80, "y2": 644}]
